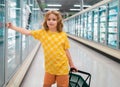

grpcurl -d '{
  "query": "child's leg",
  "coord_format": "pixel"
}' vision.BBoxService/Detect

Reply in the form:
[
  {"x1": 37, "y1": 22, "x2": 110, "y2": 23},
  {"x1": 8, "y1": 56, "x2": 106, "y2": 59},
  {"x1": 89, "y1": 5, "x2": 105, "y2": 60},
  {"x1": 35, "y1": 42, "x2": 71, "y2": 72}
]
[
  {"x1": 43, "y1": 72, "x2": 56, "y2": 87},
  {"x1": 56, "y1": 74, "x2": 69, "y2": 87}
]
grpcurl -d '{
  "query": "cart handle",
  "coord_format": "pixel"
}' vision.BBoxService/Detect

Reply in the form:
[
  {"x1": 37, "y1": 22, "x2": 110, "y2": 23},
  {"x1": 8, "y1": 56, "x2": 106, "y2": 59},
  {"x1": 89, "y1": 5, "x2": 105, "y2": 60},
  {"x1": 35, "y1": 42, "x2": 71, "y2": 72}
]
[{"x1": 70, "y1": 68, "x2": 91, "y2": 76}]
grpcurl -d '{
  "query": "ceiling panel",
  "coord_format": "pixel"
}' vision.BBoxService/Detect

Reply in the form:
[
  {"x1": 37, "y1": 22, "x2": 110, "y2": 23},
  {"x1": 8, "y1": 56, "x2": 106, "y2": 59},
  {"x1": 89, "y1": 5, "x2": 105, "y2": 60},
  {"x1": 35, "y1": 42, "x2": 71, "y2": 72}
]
[{"x1": 37, "y1": 0, "x2": 102, "y2": 16}]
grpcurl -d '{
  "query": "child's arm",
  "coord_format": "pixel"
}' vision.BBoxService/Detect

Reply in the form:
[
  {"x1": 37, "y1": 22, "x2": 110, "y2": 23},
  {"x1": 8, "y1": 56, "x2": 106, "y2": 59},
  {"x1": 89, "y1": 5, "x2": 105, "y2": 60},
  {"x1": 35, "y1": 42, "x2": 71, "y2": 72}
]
[
  {"x1": 65, "y1": 49, "x2": 77, "y2": 71},
  {"x1": 6, "y1": 22, "x2": 31, "y2": 35}
]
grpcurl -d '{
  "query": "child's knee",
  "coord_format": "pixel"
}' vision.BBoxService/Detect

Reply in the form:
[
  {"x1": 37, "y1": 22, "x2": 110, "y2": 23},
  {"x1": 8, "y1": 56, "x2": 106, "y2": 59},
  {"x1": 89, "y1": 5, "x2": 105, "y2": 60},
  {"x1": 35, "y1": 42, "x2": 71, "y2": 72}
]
[
  {"x1": 43, "y1": 84, "x2": 52, "y2": 87},
  {"x1": 57, "y1": 84, "x2": 69, "y2": 87}
]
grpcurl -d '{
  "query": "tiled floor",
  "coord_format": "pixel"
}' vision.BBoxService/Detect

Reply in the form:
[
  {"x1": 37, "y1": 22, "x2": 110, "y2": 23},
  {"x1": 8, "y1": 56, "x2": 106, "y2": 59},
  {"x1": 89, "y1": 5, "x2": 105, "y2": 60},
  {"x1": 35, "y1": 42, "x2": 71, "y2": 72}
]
[{"x1": 20, "y1": 39, "x2": 120, "y2": 87}]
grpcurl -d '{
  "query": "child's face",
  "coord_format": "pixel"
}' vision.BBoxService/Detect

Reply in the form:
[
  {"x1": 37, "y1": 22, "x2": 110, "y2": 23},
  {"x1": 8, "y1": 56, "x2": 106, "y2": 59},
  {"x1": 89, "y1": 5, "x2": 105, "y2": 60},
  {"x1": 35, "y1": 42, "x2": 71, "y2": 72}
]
[{"x1": 47, "y1": 14, "x2": 57, "y2": 30}]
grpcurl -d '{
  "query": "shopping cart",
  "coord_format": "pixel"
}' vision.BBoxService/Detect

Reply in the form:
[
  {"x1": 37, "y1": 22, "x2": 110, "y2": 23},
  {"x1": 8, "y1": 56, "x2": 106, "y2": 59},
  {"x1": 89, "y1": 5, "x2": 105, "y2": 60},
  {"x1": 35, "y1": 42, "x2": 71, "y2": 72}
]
[{"x1": 69, "y1": 68, "x2": 91, "y2": 87}]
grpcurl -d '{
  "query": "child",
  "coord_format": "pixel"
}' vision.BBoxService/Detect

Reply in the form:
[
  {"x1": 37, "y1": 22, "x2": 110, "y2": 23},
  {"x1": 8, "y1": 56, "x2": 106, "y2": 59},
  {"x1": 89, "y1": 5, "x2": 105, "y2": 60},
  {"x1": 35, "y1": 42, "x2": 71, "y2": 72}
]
[{"x1": 6, "y1": 10, "x2": 77, "y2": 87}]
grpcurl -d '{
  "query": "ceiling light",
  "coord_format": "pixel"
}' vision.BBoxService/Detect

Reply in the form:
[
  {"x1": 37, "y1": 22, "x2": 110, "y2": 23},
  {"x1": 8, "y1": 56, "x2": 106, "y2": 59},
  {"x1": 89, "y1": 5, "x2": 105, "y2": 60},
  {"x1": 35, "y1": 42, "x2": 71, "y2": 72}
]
[
  {"x1": 44, "y1": 8, "x2": 59, "y2": 11},
  {"x1": 84, "y1": 5, "x2": 91, "y2": 7},
  {"x1": 74, "y1": 4, "x2": 91, "y2": 7},
  {"x1": 47, "y1": 4, "x2": 62, "y2": 7},
  {"x1": 69, "y1": 9, "x2": 80, "y2": 11},
  {"x1": 74, "y1": 5, "x2": 81, "y2": 7}
]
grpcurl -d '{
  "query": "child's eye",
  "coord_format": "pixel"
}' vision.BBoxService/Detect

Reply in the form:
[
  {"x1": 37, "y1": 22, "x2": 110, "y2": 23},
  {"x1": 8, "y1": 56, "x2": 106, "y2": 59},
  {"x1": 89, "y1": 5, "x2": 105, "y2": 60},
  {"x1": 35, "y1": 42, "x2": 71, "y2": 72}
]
[
  {"x1": 47, "y1": 19, "x2": 50, "y2": 21},
  {"x1": 47, "y1": 18, "x2": 57, "y2": 21},
  {"x1": 52, "y1": 19, "x2": 56, "y2": 21}
]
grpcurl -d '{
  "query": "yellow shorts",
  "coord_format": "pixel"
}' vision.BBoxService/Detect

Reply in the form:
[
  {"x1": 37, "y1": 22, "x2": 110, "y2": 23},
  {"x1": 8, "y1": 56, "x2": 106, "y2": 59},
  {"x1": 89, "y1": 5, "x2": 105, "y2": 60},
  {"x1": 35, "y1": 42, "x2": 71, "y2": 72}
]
[{"x1": 43, "y1": 72, "x2": 69, "y2": 87}]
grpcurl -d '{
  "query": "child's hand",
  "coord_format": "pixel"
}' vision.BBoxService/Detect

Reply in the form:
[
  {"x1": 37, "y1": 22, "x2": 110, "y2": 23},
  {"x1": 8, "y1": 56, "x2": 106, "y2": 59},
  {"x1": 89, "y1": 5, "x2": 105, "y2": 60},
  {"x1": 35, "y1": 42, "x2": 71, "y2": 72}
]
[
  {"x1": 70, "y1": 66, "x2": 78, "y2": 72},
  {"x1": 6, "y1": 22, "x2": 13, "y2": 29}
]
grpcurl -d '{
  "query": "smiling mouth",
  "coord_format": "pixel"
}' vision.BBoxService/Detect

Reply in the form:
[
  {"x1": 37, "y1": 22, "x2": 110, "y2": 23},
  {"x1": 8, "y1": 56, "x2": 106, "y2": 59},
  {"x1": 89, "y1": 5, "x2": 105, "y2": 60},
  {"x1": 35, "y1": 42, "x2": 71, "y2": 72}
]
[{"x1": 49, "y1": 24, "x2": 54, "y2": 26}]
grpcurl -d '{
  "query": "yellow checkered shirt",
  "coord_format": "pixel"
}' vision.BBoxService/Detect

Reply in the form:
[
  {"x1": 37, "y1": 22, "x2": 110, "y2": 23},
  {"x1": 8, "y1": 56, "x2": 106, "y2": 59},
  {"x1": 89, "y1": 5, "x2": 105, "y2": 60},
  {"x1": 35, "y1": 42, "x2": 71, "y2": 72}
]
[{"x1": 31, "y1": 29, "x2": 70, "y2": 75}]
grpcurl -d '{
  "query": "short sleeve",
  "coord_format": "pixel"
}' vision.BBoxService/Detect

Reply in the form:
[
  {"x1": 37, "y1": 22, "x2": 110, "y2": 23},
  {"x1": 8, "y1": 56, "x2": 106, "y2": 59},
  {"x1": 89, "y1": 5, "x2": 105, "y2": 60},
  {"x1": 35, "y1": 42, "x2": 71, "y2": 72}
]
[
  {"x1": 30, "y1": 29, "x2": 43, "y2": 41},
  {"x1": 64, "y1": 33, "x2": 70, "y2": 50}
]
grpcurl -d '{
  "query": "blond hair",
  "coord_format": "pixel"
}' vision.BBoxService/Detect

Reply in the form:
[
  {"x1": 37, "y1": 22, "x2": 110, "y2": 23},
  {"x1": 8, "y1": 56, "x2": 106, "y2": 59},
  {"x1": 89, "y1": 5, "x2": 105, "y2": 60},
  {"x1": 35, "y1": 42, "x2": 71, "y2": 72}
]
[{"x1": 43, "y1": 10, "x2": 63, "y2": 32}]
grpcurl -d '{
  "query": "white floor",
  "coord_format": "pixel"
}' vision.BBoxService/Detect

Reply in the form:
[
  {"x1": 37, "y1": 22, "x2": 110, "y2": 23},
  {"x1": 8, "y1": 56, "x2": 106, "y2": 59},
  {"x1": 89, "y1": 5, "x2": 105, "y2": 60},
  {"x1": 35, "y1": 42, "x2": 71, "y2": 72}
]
[{"x1": 20, "y1": 39, "x2": 120, "y2": 87}]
